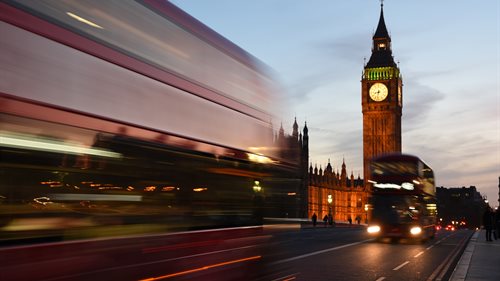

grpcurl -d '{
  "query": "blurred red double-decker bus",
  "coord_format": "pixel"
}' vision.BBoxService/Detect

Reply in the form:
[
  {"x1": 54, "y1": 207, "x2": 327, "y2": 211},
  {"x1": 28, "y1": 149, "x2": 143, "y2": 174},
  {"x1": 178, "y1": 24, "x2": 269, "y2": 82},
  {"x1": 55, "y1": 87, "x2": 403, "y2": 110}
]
[{"x1": 0, "y1": 1, "x2": 300, "y2": 280}]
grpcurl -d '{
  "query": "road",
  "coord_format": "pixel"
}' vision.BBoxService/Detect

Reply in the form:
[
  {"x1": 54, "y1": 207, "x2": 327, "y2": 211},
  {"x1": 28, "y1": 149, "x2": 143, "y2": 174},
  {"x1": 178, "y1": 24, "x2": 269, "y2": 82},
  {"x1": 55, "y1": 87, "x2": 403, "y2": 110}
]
[
  {"x1": 1, "y1": 225, "x2": 472, "y2": 281},
  {"x1": 254, "y1": 225, "x2": 472, "y2": 281}
]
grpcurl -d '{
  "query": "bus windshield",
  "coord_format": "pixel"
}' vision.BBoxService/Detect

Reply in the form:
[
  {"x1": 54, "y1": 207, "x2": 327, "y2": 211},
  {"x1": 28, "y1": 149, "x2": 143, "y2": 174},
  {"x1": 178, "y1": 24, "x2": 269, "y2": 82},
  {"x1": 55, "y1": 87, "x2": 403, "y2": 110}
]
[{"x1": 371, "y1": 195, "x2": 421, "y2": 224}]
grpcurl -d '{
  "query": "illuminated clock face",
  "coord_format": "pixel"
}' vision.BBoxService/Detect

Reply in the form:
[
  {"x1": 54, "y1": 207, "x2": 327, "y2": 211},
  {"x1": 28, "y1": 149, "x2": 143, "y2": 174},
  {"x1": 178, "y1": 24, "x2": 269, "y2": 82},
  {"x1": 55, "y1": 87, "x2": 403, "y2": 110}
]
[{"x1": 369, "y1": 83, "x2": 388, "y2": 102}]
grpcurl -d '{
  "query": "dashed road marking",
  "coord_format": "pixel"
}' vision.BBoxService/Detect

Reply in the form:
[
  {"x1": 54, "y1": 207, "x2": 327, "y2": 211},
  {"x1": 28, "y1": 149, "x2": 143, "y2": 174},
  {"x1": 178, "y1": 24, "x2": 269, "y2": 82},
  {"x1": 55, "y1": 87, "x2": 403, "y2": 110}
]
[
  {"x1": 414, "y1": 251, "x2": 424, "y2": 258},
  {"x1": 271, "y1": 239, "x2": 373, "y2": 265},
  {"x1": 393, "y1": 261, "x2": 410, "y2": 271}
]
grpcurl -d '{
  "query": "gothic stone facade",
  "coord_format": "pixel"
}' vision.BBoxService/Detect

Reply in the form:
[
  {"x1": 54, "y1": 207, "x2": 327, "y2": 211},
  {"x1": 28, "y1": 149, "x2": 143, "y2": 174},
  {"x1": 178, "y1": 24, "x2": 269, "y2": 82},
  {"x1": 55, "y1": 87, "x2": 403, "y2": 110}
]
[
  {"x1": 278, "y1": 120, "x2": 368, "y2": 221},
  {"x1": 308, "y1": 161, "x2": 367, "y2": 223}
]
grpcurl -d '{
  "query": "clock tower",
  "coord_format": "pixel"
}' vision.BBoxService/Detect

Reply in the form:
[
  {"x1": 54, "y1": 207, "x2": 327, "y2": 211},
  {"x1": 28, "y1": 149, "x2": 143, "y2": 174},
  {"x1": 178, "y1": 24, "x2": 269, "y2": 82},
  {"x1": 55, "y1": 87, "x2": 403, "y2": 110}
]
[{"x1": 362, "y1": 3, "x2": 402, "y2": 184}]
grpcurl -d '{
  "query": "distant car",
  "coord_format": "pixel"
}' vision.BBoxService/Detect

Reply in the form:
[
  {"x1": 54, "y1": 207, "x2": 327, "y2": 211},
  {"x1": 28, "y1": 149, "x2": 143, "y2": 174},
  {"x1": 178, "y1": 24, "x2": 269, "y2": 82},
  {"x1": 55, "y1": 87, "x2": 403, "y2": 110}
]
[
  {"x1": 445, "y1": 224, "x2": 455, "y2": 231},
  {"x1": 435, "y1": 225, "x2": 442, "y2": 231}
]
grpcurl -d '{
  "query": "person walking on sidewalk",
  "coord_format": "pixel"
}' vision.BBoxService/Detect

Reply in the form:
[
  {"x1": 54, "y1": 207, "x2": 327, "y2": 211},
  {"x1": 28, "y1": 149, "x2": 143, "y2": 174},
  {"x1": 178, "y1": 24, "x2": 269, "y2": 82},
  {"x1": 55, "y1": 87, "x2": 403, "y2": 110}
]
[
  {"x1": 482, "y1": 207, "x2": 494, "y2": 241},
  {"x1": 328, "y1": 213, "x2": 334, "y2": 227},
  {"x1": 312, "y1": 212, "x2": 317, "y2": 227},
  {"x1": 494, "y1": 208, "x2": 500, "y2": 240}
]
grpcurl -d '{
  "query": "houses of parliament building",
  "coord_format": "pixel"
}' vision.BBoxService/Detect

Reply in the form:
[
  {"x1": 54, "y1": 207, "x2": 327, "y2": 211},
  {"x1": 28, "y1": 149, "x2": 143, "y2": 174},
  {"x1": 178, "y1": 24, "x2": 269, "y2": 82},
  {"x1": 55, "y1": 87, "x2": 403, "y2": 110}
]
[
  {"x1": 277, "y1": 119, "x2": 368, "y2": 223},
  {"x1": 281, "y1": 3, "x2": 403, "y2": 223}
]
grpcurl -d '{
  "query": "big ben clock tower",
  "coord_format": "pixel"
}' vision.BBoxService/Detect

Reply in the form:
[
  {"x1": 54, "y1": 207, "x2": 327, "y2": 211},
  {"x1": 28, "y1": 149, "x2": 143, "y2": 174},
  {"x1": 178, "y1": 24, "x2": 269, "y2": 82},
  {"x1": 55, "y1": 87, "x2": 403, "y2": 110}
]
[{"x1": 362, "y1": 3, "x2": 402, "y2": 184}]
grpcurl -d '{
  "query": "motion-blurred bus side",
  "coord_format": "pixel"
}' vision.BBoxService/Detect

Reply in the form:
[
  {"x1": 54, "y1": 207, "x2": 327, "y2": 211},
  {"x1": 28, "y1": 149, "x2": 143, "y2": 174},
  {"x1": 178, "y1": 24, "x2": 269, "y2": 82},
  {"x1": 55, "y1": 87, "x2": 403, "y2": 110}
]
[{"x1": 1, "y1": 1, "x2": 301, "y2": 279}]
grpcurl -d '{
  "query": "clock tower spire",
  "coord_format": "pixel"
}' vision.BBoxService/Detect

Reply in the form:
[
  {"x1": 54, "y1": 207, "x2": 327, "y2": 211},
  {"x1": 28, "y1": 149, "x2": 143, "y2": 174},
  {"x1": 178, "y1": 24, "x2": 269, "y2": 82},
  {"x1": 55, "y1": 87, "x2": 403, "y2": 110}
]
[
  {"x1": 361, "y1": 3, "x2": 403, "y2": 185},
  {"x1": 367, "y1": 2, "x2": 396, "y2": 68}
]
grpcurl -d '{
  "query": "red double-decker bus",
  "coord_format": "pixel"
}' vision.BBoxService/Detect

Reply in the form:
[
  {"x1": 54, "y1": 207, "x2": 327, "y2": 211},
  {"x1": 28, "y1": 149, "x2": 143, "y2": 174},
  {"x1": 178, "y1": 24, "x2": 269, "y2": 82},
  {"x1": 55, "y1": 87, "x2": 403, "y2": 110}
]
[
  {"x1": 366, "y1": 153, "x2": 437, "y2": 242},
  {"x1": 0, "y1": 1, "x2": 300, "y2": 279}
]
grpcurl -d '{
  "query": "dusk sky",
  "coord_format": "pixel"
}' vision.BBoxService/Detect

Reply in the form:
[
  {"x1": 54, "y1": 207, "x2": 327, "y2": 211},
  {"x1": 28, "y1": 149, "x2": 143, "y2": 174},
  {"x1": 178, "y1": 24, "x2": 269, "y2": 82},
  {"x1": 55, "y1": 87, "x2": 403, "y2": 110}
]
[{"x1": 170, "y1": 1, "x2": 500, "y2": 207}]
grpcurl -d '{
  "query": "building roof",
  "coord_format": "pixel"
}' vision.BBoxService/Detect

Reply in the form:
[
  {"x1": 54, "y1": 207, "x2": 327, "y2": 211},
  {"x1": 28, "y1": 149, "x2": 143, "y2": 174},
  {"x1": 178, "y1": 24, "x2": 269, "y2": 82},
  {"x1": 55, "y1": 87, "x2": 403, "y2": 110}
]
[
  {"x1": 373, "y1": 4, "x2": 390, "y2": 39},
  {"x1": 365, "y1": 4, "x2": 397, "y2": 69}
]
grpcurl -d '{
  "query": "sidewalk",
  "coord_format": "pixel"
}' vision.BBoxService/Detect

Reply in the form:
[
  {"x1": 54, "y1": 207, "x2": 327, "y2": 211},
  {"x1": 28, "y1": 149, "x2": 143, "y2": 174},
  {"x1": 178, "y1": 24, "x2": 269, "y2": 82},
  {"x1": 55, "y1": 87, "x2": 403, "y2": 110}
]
[{"x1": 450, "y1": 229, "x2": 500, "y2": 281}]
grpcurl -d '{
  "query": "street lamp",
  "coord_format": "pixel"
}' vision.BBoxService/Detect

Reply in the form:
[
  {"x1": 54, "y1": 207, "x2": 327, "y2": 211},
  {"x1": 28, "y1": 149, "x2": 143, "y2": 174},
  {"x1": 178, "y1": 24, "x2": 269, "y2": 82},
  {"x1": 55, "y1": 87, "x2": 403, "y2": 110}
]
[
  {"x1": 327, "y1": 194, "x2": 333, "y2": 223},
  {"x1": 253, "y1": 180, "x2": 262, "y2": 192}
]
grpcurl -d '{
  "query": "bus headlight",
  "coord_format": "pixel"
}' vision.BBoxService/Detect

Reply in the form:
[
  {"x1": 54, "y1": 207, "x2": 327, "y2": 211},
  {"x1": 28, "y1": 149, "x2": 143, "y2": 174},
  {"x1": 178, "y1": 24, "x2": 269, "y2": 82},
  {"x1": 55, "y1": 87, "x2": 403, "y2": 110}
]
[
  {"x1": 410, "y1": 226, "x2": 422, "y2": 235},
  {"x1": 367, "y1": 225, "x2": 381, "y2": 234}
]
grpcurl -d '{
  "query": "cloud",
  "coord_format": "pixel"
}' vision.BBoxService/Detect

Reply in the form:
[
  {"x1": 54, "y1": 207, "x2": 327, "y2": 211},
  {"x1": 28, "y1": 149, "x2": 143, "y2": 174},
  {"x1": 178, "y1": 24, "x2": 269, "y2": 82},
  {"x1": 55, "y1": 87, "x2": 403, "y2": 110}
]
[
  {"x1": 313, "y1": 32, "x2": 368, "y2": 64},
  {"x1": 307, "y1": 124, "x2": 363, "y2": 171},
  {"x1": 404, "y1": 121, "x2": 499, "y2": 202},
  {"x1": 285, "y1": 71, "x2": 334, "y2": 103},
  {"x1": 283, "y1": 33, "x2": 369, "y2": 104},
  {"x1": 403, "y1": 82, "x2": 445, "y2": 132}
]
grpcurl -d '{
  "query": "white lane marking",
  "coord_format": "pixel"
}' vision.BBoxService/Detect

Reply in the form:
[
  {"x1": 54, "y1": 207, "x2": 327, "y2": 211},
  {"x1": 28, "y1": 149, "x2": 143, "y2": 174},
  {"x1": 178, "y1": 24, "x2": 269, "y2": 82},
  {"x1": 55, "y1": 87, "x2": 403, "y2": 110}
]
[
  {"x1": 375, "y1": 277, "x2": 386, "y2": 281},
  {"x1": 271, "y1": 239, "x2": 373, "y2": 265},
  {"x1": 393, "y1": 261, "x2": 410, "y2": 271},
  {"x1": 426, "y1": 245, "x2": 434, "y2": 250},
  {"x1": 414, "y1": 251, "x2": 424, "y2": 258}
]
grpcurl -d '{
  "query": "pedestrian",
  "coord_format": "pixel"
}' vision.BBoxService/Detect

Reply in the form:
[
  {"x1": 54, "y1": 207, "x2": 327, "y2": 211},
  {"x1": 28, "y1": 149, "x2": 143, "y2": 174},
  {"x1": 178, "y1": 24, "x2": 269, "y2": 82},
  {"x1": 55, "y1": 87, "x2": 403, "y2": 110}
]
[
  {"x1": 482, "y1": 207, "x2": 493, "y2": 241},
  {"x1": 348, "y1": 216, "x2": 352, "y2": 226},
  {"x1": 323, "y1": 214, "x2": 328, "y2": 227},
  {"x1": 312, "y1": 212, "x2": 317, "y2": 227},
  {"x1": 356, "y1": 216, "x2": 361, "y2": 224},
  {"x1": 328, "y1": 213, "x2": 334, "y2": 226},
  {"x1": 494, "y1": 208, "x2": 500, "y2": 240}
]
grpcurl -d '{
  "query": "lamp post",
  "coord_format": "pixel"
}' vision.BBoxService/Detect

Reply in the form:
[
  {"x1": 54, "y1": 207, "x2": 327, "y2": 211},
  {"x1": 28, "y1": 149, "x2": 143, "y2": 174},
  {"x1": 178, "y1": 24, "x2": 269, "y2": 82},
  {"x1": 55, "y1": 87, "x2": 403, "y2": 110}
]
[
  {"x1": 252, "y1": 180, "x2": 264, "y2": 224},
  {"x1": 327, "y1": 194, "x2": 333, "y2": 223},
  {"x1": 364, "y1": 203, "x2": 369, "y2": 224},
  {"x1": 253, "y1": 180, "x2": 262, "y2": 192}
]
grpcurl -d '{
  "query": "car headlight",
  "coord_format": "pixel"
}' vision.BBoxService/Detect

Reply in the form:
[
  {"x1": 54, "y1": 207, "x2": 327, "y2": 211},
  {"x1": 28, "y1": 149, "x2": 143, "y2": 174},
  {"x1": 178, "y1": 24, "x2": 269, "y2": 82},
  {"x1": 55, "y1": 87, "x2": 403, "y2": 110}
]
[
  {"x1": 367, "y1": 225, "x2": 381, "y2": 233},
  {"x1": 410, "y1": 226, "x2": 422, "y2": 235}
]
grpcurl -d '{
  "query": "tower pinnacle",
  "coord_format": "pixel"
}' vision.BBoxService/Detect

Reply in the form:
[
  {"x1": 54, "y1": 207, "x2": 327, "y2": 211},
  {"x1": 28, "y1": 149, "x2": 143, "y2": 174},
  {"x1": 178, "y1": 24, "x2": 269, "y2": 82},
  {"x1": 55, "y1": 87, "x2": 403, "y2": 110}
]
[
  {"x1": 292, "y1": 117, "x2": 299, "y2": 139},
  {"x1": 366, "y1": 2, "x2": 396, "y2": 68}
]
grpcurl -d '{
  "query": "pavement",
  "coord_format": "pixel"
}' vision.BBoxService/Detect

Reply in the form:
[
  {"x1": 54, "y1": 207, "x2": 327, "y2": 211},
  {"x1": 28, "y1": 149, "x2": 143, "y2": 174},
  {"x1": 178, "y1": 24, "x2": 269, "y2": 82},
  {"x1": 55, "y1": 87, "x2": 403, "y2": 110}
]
[{"x1": 450, "y1": 229, "x2": 500, "y2": 281}]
